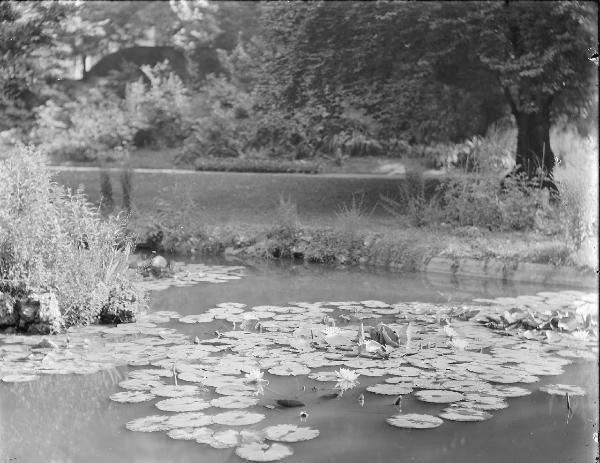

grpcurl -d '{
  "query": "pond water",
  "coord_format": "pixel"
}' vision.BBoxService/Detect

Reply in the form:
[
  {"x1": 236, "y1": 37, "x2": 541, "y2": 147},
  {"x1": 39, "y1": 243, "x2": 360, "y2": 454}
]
[{"x1": 1, "y1": 259, "x2": 598, "y2": 463}]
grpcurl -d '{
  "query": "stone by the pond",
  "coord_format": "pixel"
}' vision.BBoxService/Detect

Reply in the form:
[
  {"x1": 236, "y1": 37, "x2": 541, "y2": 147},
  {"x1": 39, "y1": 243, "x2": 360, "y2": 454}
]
[
  {"x1": 439, "y1": 406, "x2": 493, "y2": 422},
  {"x1": 33, "y1": 338, "x2": 59, "y2": 349},
  {"x1": 539, "y1": 384, "x2": 586, "y2": 396},
  {"x1": 386, "y1": 413, "x2": 444, "y2": 429},
  {"x1": 110, "y1": 391, "x2": 156, "y2": 403},
  {"x1": 18, "y1": 291, "x2": 62, "y2": 334},
  {"x1": 0, "y1": 291, "x2": 17, "y2": 326},
  {"x1": 263, "y1": 424, "x2": 320, "y2": 442},
  {"x1": 151, "y1": 255, "x2": 168, "y2": 269},
  {"x1": 212, "y1": 411, "x2": 266, "y2": 426},
  {"x1": 415, "y1": 390, "x2": 465, "y2": 404},
  {"x1": 235, "y1": 442, "x2": 293, "y2": 462},
  {"x1": 156, "y1": 396, "x2": 211, "y2": 412}
]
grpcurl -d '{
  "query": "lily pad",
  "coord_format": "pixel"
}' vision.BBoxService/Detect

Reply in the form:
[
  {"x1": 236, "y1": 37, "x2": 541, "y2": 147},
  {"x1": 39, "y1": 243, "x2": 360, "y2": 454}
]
[
  {"x1": 1, "y1": 374, "x2": 39, "y2": 383},
  {"x1": 156, "y1": 396, "x2": 211, "y2": 412},
  {"x1": 462, "y1": 393, "x2": 508, "y2": 410},
  {"x1": 213, "y1": 410, "x2": 266, "y2": 426},
  {"x1": 488, "y1": 385, "x2": 532, "y2": 398},
  {"x1": 539, "y1": 384, "x2": 586, "y2": 396},
  {"x1": 366, "y1": 383, "x2": 413, "y2": 395},
  {"x1": 119, "y1": 378, "x2": 165, "y2": 391},
  {"x1": 439, "y1": 406, "x2": 492, "y2": 422},
  {"x1": 167, "y1": 427, "x2": 212, "y2": 441},
  {"x1": 210, "y1": 395, "x2": 259, "y2": 409},
  {"x1": 167, "y1": 412, "x2": 213, "y2": 428},
  {"x1": 110, "y1": 391, "x2": 156, "y2": 403},
  {"x1": 415, "y1": 390, "x2": 465, "y2": 404},
  {"x1": 126, "y1": 415, "x2": 171, "y2": 432},
  {"x1": 263, "y1": 424, "x2": 320, "y2": 442},
  {"x1": 152, "y1": 385, "x2": 200, "y2": 398},
  {"x1": 386, "y1": 413, "x2": 444, "y2": 429},
  {"x1": 235, "y1": 442, "x2": 293, "y2": 462},
  {"x1": 268, "y1": 362, "x2": 310, "y2": 376}
]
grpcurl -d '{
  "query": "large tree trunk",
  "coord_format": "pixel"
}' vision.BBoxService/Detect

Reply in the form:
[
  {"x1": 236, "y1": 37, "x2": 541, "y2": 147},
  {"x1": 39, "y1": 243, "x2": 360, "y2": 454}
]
[{"x1": 512, "y1": 96, "x2": 558, "y2": 194}]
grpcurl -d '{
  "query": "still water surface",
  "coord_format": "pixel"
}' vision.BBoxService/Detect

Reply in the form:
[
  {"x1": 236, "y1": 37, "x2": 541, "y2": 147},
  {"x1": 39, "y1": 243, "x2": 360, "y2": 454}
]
[{"x1": 1, "y1": 260, "x2": 597, "y2": 463}]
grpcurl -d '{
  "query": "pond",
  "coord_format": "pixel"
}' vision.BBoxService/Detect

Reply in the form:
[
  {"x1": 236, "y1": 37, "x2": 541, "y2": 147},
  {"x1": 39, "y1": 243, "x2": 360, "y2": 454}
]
[{"x1": 1, "y1": 259, "x2": 598, "y2": 463}]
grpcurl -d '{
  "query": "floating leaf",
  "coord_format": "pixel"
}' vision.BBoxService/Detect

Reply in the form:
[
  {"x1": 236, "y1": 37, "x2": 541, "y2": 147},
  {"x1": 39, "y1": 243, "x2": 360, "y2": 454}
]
[
  {"x1": 167, "y1": 412, "x2": 213, "y2": 428},
  {"x1": 366, "y1": 383, "x2": 413, "y2": 395},
  {"x1": 263, "y1": 424, "x2": 320, "y2": 442},
  {"x1": 126, "y1": 415, "x2": 171, "y2": 432},
  {"x1": 213, "y1": 411, "x2": 266, "y2": 426},
  {"x1": 386, "y1": 413, "x2": 444, "y2": 429},
  {"x1": 152, "y1": 385, "x2": 200, "y2": 398},
  {"x1": 439, "y1": 406, "x2": 493, "y2": 422},
  {"x1": 415, "y1": 390, "x2": 465, "y2": 404},
  {"x1": 156, "y1": 396, "x2": 211, "y2": 412},
  {"x1": 1, "y1": 374, "x2": 39, "y2": 383},
  {"x1": 235, "y1": 442, "x2": 293, "y2": 462},
  {"x1": 488, "y1": 385, "x2": 532, "y2": 398},
  {"x1": 167, "y1": 427, "x2": 212, "y2": 441},
  {"x1": 110, "y1": 391, "x2": 155, "y2": 403},
  {"x1": 211, "y1": 396, "x2": 259, "y2": 409},
  {"x1": 539, "y1": 384, "x2": 586, "y2": 396}
]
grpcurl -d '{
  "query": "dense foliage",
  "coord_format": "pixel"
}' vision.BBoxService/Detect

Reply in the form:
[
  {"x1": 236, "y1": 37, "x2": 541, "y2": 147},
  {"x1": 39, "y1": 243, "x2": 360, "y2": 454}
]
[{"x1": 0, "y1": 146, "x2": 145, "y2": 327}]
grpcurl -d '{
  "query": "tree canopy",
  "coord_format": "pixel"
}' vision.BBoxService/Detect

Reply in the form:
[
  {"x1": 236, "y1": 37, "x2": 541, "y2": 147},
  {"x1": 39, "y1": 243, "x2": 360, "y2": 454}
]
[{"x1": 256, "y1": 1, "x2": 598, "y2": 180}]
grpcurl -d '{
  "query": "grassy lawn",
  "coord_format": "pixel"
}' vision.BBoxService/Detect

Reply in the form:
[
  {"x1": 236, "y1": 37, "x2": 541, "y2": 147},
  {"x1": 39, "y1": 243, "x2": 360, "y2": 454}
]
[{"x1": 50, "y1": 167, "x2": 595, "y2": 271}]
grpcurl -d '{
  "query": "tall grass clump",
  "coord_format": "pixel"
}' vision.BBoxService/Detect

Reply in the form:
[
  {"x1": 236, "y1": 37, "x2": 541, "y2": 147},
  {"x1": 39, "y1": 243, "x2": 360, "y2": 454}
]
[
  {"x1": 380, "y1": 171, "x2": 435, "y2": 226},
  {"x1": 0, "y1": 146, "x2": 145, "y2": 327},
  {"x1": 335, "y1": 193, "x2": 368, "y2": 232}
]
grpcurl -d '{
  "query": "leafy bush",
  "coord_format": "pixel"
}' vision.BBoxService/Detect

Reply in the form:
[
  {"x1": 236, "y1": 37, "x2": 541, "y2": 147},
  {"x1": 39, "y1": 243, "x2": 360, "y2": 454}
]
[
  {"x1": 0, "y1": 146, "x2": 144, "y2": 327},
  {"x1": 34, "y1": 90, "x2": 134, "y2": 162},
  {"x1": 125, "y1": 62, "x2": 192, "y2": 148},
  {"x1": 193, "y1": 157, "x2": 321, "y2": 173}
]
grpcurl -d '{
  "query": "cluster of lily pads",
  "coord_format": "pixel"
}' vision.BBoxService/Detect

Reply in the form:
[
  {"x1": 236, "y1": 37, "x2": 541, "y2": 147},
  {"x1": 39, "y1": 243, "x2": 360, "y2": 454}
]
[
  {"x1": 132, "y1": 263, "x2": 245, "y2": 292},
  {"x1": 1, "y1": 281, "x2": 597, "y2": 461}
]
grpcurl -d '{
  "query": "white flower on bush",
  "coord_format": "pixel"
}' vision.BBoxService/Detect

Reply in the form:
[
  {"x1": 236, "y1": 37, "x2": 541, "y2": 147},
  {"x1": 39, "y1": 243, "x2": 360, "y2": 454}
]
[{"x1": 334, "y1": 368, "x2": 359, "y2": 394}]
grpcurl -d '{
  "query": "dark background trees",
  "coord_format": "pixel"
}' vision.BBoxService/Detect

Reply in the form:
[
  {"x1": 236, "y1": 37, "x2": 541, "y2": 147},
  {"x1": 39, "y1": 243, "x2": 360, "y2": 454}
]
[
  {"x1": 255, "y1": 1, "x2": 597, "y2": 182},
  {"x1": 1, "y1": 0, "x2": 597, "y2": 185}
]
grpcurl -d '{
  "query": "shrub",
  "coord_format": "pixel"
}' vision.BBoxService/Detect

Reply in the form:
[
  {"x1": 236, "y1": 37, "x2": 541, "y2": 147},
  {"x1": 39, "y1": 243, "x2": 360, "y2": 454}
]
[
  {"x1": 193, "y1": 157, "x2": 321, "y2": 173},
  {"x1": 0, "y1": 146, "x2": 145, "y2": 327},
  {"x1": 380, "y1": 171, "x2": 436, "y2": 226},
  {"x1": 34, "y1": 90, "x2": 134, "y2": 162},
  {"x1": 125, "y1": 62, "x2": 192, "y2": 148}
]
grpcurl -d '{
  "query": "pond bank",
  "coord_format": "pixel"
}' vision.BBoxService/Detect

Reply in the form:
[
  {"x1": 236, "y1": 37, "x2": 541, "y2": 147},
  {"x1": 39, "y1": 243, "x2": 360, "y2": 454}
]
[{"x1": 133, "y1": 223, "x2": 597, "y2": 290}]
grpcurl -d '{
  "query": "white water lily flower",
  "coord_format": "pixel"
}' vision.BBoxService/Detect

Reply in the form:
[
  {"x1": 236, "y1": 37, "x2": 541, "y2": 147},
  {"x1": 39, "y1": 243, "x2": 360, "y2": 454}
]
[
  {"x1": 449, "y1": 338, "x2": 469, "y2": 351},
  {"x1": 443, "y1": 325, "x2": 457, "y2": 338},
  {"x1": 245, "y1": 369, "x2": 268, "y2": 384},
  {"x1": 321, "y1": 326, "x2": 343, "y2": 338},
  {"x1": 334, "y1": 368, "x2": 359, "y2": 394}
]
